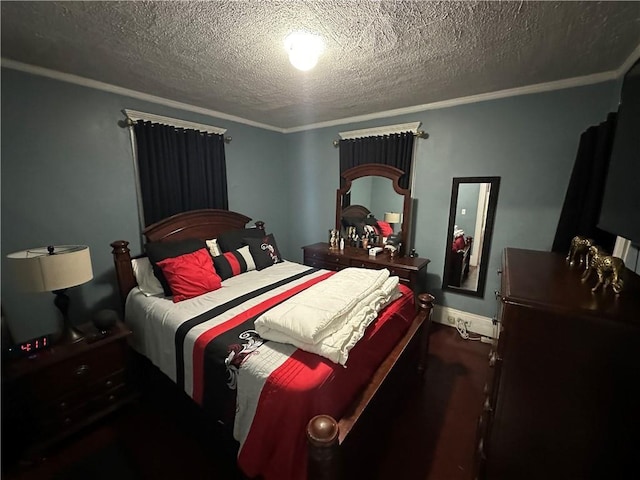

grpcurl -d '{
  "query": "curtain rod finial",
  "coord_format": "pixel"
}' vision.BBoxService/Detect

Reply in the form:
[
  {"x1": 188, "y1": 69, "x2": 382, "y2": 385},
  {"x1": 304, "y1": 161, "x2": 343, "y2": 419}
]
[
  {"x1": 416, "y1": 130, "x2": 429, "y2": 139},
  {"x1": 224, "y1": 136, "x2": 232, "y2": 144},
  {"x1": 333, "y1": 139, "x2": 340, "y2": 147}
]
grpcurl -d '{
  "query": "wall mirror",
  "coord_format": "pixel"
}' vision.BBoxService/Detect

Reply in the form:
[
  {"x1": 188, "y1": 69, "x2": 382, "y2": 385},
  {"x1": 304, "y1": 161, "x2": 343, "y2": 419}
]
[
  {"x1": 336, "y1": 164, "x2": 411, "y2": 255},
  {"x1": 442, "y1": 176, "x2": 500, "y2": 297}
]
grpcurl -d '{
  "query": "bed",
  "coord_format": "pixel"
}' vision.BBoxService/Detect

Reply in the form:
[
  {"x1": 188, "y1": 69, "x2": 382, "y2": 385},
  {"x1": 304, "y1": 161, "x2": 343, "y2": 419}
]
[{"x1": 110, "y1": 209, "x2": 434, "y2": 479}]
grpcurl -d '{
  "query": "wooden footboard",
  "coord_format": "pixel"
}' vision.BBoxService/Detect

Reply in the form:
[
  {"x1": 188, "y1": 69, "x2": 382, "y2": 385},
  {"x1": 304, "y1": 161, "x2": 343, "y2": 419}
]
[{"x1": 307, "y1": 293, "x2": 434, "y2": 479}]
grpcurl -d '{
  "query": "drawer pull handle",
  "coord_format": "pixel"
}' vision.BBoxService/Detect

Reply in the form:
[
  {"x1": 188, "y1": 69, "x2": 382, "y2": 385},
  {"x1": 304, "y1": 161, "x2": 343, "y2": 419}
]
[
  {"x1": 483, "y1": 382, "x2": 489, "y2": 395},
  {"x1": 105, "y1": 380, "x2": 113, "y2": 388},
  {"x1": 483, "y1": 397, "x2": 493, "y2": 412},
  {"x1": 497, "y1": 269, "x2": 502, "y2": 275},
  {"x1": 75, "y1": 364, "x2": 90, "y2": 376},
  {"x1": 494, "y1": 290, "x2": 501, "y2": 299},
  {"x1": 489, "y1": 352, "x2": 502, "y2": 367},
  {"x1": 477, "y1": 438, "x2": 486, "y2": 459},
  {"x1": 108, "y1": 394, "x2": 116, "y2": 402},
  {"x1": 64, "y1": 417, "x2": 72, "y2": 425},
  {"x1": 59, "y1": 401, "x2": 67, "y2": 409}
]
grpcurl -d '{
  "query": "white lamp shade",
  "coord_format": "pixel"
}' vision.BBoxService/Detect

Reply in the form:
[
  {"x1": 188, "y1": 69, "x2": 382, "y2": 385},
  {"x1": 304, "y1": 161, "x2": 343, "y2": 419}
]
[
  {"x1": 7, "y1": 245, "x2": 93, "y2": 292},
  {"x1": 384, "y1": 212, "x2": 401, "y2": 224}
]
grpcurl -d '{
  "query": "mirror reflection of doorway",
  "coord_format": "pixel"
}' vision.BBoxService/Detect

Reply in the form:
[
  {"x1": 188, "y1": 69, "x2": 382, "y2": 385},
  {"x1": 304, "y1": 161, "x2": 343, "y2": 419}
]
[
  {"x1": 465, "y1": 182, "x2": 492, "y2": 290},
  {"x1": 443, "y1": 177, "x2": 500, "y2": 298}
]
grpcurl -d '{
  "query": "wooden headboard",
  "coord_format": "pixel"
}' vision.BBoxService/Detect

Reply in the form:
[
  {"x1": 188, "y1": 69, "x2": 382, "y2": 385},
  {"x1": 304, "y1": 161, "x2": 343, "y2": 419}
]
[
  {"x1": 110, "y1": 209, "x2": 263, "y2": 308},
  {"x1": 341, "y1": 204, "x2": 371, "y2": 219}
]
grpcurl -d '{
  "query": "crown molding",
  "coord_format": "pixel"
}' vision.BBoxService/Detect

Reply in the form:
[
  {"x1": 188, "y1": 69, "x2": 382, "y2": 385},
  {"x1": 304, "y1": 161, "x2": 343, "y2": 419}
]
[
  {"x1": 282, "y1": 70, "x2": 618, "y2": 133},
  {"x1": 616, "y1": 42, "x2": 640, "y2": 78},
  {"x1": 0, "y1": 58, "x2": 285, "y2": 133},
  {"x1": 3, "y1": 51, "x2": 634, "y2": 136}
]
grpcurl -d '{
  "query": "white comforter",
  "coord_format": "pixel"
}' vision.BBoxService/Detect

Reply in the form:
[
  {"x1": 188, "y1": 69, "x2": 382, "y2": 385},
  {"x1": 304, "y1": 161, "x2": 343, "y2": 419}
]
[{"x1": 254, "y1": 267, "x2": 400, "y2": 365}]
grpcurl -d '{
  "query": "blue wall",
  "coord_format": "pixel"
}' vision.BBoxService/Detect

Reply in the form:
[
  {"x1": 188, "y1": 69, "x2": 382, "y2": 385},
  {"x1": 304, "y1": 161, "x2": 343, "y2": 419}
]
[
  {"x1": 286, "y1": 82, "x2": 621, "y2": 317},
  {"x1": 1, "y1": 68, "x2": 289, "y2": 341},
  {"x1": 1, "y1": 66, "x2": 621, "y2": 340}
]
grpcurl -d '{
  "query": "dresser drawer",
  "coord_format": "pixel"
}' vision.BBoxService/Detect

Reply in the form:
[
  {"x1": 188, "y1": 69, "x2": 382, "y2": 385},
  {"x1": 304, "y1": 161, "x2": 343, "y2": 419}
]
[
  {"x1": 305, "y1": 251, "x2": 349, "y2": 269},
  {"x1": 350, "y1": 259, "x2": 412, "y2": 281}
]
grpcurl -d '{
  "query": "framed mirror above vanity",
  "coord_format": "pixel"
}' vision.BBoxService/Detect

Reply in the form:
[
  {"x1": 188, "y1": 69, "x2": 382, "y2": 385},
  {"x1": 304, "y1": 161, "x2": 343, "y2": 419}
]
[
  {"x1": 443, "y1": 176, "x2": 500, "y2": 297},
  {"x1": 336, "y1": 164, "x2": 411, "y2": 255},
  {"x1": 302, "y1": 163, "x2": 429, "y2": 295}
]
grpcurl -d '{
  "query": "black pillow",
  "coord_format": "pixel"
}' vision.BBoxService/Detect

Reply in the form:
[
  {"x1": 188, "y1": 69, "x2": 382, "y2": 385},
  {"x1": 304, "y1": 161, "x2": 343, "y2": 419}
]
[
  {"x1": 341, "y1": 216, "x2": 366, "y2": 237},
  {"x1": 243, "y1": 233, "x2": 283, "y2": 271},
  {"x1": 364, "y1": 215, "x2": 379, "y2": 226},
  {"x1": 146, "y1": 238, "x2": 207, "y2": 296},
  {"x1": 217, "y1": 228, "x2": 265, "y2": 253}
]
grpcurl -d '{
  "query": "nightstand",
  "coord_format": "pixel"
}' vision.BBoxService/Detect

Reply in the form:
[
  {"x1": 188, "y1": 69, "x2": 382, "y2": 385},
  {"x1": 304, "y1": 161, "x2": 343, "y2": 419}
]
[
  {"x1": 302, "y1": 242, "x2": 430, "y2": 294},
  {"x1": 2, "y1": 320, "x2": 137, "y2": 462}
]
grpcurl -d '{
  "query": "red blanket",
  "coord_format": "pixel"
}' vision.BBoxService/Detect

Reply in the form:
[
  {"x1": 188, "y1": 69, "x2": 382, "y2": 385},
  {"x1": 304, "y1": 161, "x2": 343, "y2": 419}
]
[{"x1": 171, "y1": 268, "x2": 415, "y2": 479}]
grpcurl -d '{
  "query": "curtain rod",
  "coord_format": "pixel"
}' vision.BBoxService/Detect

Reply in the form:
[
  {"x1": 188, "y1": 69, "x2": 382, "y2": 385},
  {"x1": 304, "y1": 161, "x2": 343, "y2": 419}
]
[
  {"x1": 122, "y1": 110, "x2": 232, "y2": 143},
  {"x1": 332, "y1": 130, "x2": 428, "y2": 147}
]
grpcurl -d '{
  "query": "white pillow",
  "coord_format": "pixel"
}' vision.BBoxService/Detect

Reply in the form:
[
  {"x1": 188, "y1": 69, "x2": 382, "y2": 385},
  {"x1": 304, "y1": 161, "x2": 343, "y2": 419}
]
[
  {"x1": 131, "y1": 257, "x2": 164, "y2": 296},
  {"x1": 206, "y1": 238, "x2": 222, "y2": 257}
]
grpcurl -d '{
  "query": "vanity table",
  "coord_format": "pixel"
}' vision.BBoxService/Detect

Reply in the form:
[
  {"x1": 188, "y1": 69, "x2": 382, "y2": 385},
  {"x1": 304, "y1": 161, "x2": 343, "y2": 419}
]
[{"x1": 302, "y1": 242, "x2": 429, "y2": 294}]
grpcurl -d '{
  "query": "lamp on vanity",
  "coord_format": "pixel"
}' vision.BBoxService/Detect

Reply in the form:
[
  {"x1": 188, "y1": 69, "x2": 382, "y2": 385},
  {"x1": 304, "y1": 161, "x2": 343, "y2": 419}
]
[
  {"x1": 7, "y1": 245, "x2": 93, "y2": 344},
  {"x1": 384, "y1": 212, "x2": 401, "y2": 232}
]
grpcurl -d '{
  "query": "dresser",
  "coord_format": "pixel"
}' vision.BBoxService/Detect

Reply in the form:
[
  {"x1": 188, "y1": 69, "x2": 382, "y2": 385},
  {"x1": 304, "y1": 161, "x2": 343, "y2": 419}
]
[
  {"x1": 2, "y1": 320, "x2": 137, "y2": 462},
  {"x1": 302, "y1": 242, "x2": 429, "y2": 294},
  {"x1": 476, "y1": 248, "x2": 640, "y2": 480}
]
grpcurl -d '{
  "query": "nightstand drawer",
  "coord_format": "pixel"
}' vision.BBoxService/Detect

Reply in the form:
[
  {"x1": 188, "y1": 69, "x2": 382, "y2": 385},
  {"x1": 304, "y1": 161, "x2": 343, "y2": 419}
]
[
  {"x1": 29, "y1": 341, "x2": 127, "y2": 399},
  {"x1": 88, "y1": 369, "x2": 126, "y2": 394}
]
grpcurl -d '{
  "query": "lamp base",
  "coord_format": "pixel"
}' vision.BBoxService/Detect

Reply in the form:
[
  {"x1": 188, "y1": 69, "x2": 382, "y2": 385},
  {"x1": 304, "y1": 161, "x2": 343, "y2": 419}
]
[
  {"x1": 53, "y1": 289, "x2": 85, "y2": 344},
  {"x1": 60, "y1": 324, "x2": 85, "y2": 344}
]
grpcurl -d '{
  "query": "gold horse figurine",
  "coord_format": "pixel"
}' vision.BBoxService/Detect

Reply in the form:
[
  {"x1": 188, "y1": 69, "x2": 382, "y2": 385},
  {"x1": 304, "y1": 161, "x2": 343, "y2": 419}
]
[
  {"x1": 566, "y1": 235, "x2": 594, "y2": 267},
  {"x1": 581, "y1": 245, "x2": 607, "y2": 278},
  {"x1": 581, "y1": 245, "x2": 625, "y2": 294}
]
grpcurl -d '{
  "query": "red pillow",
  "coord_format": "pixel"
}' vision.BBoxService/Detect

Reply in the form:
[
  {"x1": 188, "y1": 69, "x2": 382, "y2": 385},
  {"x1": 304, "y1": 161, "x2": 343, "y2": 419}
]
[
  {"x1": 156, "y1": 248, "x2": 222, "y2": 302},
  {"x1": 377, "y1": 220, "x2": 394, "y2": 237}
]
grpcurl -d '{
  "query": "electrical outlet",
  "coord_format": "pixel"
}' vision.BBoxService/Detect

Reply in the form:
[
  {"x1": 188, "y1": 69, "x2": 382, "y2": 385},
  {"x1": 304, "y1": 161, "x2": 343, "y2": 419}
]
[{"x1": 447, "y1": 315, "x2": 456, "y2": 325}]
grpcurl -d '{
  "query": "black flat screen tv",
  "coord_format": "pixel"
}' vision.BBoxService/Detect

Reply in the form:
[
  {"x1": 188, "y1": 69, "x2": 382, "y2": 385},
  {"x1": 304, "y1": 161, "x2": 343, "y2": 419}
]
[{"x1": 598, "y1": 59, "x2": 640, "y2": 245}]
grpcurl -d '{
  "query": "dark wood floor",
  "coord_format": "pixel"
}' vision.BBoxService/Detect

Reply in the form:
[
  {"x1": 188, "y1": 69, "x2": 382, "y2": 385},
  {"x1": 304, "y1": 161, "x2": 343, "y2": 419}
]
[{"x1": 4, "y1": 324, "x2": 491, "y2": 480}]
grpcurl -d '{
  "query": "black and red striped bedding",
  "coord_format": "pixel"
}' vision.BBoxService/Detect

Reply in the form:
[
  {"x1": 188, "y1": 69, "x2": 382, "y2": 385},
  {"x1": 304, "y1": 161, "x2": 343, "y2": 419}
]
[{"x1": 125, "y1": 261, "x2": 416, "y2": 479}]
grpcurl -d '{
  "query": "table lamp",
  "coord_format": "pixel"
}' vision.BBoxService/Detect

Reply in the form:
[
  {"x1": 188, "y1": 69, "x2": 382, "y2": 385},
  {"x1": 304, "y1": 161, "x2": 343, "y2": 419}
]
[
  {"x1": 384, "y1": 212, "x2": 401, "y2": 232},
  {"x1": 7, "y1": 245, "x2": 93, "y2": 344}
]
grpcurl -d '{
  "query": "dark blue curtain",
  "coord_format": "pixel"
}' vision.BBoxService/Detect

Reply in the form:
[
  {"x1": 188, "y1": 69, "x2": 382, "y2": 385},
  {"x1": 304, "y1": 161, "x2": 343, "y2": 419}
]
[
  {"x1": 134, "y1": 121, "x2": 229, "y2": 226},
  {"x1": 552, "y1": 113, "x2": 617, "y2": 253},
  {"x1": 339, "y1": 131, "x2": 415, "y2": 190}
]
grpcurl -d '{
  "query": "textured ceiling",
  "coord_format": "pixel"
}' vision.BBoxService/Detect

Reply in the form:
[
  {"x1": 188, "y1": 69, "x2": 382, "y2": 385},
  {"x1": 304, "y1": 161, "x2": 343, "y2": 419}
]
[{"x1": 2, "y1": 1, "x2": 640, "y2": 130}]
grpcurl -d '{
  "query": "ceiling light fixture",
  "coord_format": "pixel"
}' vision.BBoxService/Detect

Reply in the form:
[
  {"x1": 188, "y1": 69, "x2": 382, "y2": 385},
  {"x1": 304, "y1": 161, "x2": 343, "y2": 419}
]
[{"x1": 284, "y1": 31, "x2": 324, "y2": 71}]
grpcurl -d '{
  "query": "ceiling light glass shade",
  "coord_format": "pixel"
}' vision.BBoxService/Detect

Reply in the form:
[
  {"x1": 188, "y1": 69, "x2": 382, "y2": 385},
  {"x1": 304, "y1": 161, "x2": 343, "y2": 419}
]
[{"x1": 284, "y1": 31, "x2": 324, "y2": 71}]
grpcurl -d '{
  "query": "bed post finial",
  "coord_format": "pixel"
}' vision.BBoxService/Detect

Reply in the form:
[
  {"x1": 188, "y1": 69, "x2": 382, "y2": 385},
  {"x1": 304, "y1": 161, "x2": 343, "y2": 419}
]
[
  {"x1": 111, "y1": 240, "x2": 136, "y2": 310},
  {"x1": 307, "y1": 414, "x2": 341, "y2": 480}
]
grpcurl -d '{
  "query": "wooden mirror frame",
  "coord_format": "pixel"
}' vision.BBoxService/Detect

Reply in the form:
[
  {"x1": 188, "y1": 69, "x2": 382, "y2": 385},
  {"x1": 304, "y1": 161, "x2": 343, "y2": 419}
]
[
  {"x1": 336, "y1": 164, "x2": 412, "y2": 256},
  {"x1": 442, "y1": 176, "x2": 500, "y2": 298}
]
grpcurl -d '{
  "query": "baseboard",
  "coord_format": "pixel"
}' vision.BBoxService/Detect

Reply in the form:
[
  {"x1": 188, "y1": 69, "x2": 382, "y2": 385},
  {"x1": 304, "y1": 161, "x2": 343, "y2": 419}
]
[{"x1": 433, "y1": 305, "x2": 496, "y2": 338}]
